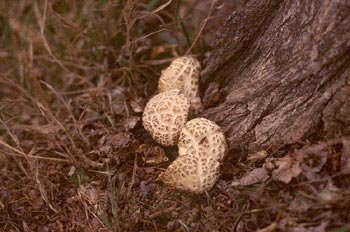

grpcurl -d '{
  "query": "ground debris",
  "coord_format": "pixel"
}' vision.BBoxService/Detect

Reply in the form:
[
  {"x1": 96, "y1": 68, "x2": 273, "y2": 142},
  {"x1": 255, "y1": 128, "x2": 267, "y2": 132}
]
[
  {"x1": 267, "y1": 155, "x2": 302, "y2": 184},
  {"x1": 231, "y1": 167, "x2": 269, "y2": 186},
  {"x1": 247, "y1": 150, "x2": 268, "y2": 163},
  {"x1": 278, "y1": 218, "x2": 329, "y2": 232}
]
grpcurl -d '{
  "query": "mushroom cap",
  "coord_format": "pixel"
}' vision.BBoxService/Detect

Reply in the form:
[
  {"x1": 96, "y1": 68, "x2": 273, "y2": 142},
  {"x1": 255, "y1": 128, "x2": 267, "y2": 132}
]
[
  {"x1": 159, "y1": 118, "x2": 227, "y2": 193},
  {"x1": 158, "y1": 56, "x2": 202, "y2": 112},
  {"x1": 142, "y1": 89, "x2": 190, "y2": 146}
]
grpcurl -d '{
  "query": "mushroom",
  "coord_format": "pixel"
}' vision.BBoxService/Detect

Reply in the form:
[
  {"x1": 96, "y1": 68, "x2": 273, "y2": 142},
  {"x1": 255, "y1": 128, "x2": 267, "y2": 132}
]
[
  {"x1": 159, "y1": 118, "x2": 227, "y2": 193},
  {"x1": 142, "y1": 89, "x2": 190, "y2": 146},
  {"x1": 158, "y1": 56, "x2": 202, "y2": 113}
]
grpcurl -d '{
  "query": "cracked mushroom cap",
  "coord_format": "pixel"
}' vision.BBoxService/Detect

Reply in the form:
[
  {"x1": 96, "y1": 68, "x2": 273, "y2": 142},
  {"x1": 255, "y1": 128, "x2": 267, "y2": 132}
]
[
  {"x1": 159, "y1": 118, "x2": 227, "y2": 193},
  {"x1": 142, "y1": 89, "x2": 190, "y2": 146},
  {"x1": 158, "y1": 56, "x2": 202, "y2": 112}
]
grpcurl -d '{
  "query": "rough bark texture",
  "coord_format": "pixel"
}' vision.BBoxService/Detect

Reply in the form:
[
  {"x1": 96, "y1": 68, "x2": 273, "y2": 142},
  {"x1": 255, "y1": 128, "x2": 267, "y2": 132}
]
[{"x1": 202, "y1": 0, "x2": 350, "y2": 152}]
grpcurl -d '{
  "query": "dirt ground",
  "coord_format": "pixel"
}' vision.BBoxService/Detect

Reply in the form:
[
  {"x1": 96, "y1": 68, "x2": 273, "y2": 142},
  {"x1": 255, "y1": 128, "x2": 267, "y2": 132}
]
[{"x1": 1, "y1": 1, "x2": 349, "y2": 231}]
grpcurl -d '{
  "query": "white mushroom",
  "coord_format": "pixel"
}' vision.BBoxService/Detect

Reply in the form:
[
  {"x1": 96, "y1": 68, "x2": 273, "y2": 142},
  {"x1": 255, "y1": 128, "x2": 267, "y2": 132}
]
[
  {"x1": 159, "y1": 118, "x2": 227, "y2": 193},
  {"x1": 158, "y1": 56, "x2": 202, "y2": 113},
  {"x1": 142, "y1": 89, "x2": 190, "y2": 146}
]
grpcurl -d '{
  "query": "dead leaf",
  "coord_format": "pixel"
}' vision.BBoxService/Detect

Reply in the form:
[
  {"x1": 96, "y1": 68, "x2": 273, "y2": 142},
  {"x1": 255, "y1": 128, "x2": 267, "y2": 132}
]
[
  {"x1": 247, "y1": 150, "x2": 268, "y2": 164},
  {"x1": 111, "y1": 132, "x2": 131, "y2": 148},
  {"x1": 317, "y1": 180, "x2": 341, "y2": 204},
  {"x1": 269, "y1": 155, "x2": 302, "y2": 184},
  {"x1": 125, "y1": 116, "x2": 139, "y2": 130},
  {"x1": 130, "y1": 97, "x2": 144, "y2": 113},
  {"x1": 288, "y1": 197, "x2": 312, "y2": 213},
  {"x1": 111, "y1": 86, "x2": 126, "y2": 115},
  {"x1": 146, "y1": 146, "x2": 168, "y2": 165},
  {"x1": 140, "y1": 181, "x2": 150, "y2": 196},
  {"x1": 138, "y1": 145, "x2": 169, "y2": 165},
  {"x1": 78, "y1": 184, "x2": 99, "y2": 205},
  {"x1": 231, "y1": 167, "x2": 269, "y2": 186},
  {"x1": 317, "y1": 190, "x2": 341, "y2": 204},
  {"x1": 296, "y1": 145, "x2": 328, "y2": 180}
]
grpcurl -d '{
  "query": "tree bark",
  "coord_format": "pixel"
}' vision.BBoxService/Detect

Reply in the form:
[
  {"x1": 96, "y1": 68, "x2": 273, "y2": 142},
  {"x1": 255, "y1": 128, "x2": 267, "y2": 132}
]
[{"x1": 201, "y1": 0, "x2": 350, "y2": 152}]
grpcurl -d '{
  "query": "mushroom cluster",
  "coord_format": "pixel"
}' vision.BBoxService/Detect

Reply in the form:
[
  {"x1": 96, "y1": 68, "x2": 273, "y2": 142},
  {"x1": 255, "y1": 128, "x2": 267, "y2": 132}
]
[
  {"x1": 142, "y1": 56, "x2": 227, "y2": 193},
  {"x1": 158, "y1": 56, "x2": 202, "y2": 113},
  {"x1": 159, "y1": 118, "x2": 227, "y2": 192},
  {"x1": 142, "y1": 89, "x2": 190, "y2": 146}
]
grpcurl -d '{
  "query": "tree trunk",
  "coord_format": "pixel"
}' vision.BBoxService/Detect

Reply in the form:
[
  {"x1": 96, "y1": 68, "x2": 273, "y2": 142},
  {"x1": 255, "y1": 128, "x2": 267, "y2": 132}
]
[{"x1": 201, "y1": 0, "x2": 350, "y2": 152}]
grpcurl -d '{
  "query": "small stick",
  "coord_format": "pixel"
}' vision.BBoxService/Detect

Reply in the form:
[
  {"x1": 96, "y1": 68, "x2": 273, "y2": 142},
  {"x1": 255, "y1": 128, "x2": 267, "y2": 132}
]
[{"x1": 0, "y1": 139, "x2": 71, "y2": 163}]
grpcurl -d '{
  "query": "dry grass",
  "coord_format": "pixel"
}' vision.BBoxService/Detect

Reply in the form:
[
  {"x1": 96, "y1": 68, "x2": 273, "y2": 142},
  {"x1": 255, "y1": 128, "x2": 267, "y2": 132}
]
[
  {"x1": 1, "y1": 1, "x2": 350, "y2": 231},
  {"x1": 0, "y1": 1, "x2": 209, "y2": 230}
]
